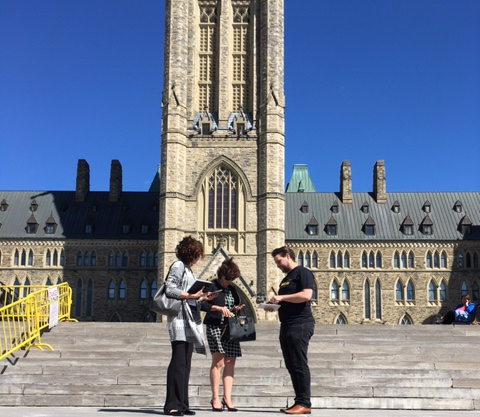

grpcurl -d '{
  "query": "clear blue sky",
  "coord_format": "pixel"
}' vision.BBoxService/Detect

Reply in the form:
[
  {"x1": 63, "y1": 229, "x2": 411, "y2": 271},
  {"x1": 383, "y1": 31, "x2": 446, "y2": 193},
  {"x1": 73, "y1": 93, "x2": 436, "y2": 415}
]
[{"x1": 1, "y1": 0, "x2": 479, "y2": 192}]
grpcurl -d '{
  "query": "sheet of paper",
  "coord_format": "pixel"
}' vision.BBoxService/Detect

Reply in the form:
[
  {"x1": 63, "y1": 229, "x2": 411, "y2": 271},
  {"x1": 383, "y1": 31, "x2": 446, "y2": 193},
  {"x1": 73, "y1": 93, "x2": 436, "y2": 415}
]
[{"x1": 257, "y1": 302, "x2": 281, "y2": 311}]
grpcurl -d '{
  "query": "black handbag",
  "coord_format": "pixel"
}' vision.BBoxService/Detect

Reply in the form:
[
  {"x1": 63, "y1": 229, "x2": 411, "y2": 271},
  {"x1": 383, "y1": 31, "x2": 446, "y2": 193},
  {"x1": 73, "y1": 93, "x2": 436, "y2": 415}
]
[{"x1": 221, "y1": 311, "x2": 256, "y2": 343}]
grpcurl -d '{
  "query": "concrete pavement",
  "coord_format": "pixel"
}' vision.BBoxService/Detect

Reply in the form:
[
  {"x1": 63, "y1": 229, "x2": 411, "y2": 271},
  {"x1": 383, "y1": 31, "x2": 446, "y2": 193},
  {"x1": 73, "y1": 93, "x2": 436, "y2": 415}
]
[{"x1": 2, "y1": 408, "x2": 480, "y2": 417}]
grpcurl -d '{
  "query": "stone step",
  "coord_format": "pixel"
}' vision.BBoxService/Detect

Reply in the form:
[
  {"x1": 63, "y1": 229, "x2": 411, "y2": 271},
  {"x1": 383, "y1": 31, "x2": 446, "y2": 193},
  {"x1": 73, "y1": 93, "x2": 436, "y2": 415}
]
[{"x1": 2, "y1": 322, "x2": 480, "y2": 410}]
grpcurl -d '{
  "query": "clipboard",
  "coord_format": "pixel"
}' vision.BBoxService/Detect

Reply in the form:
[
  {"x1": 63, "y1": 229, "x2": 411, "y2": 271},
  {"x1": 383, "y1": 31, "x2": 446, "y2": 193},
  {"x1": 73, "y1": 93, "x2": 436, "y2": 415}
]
[{"x1": 187, "y1": 279, "x2": 211, "y2": 294}]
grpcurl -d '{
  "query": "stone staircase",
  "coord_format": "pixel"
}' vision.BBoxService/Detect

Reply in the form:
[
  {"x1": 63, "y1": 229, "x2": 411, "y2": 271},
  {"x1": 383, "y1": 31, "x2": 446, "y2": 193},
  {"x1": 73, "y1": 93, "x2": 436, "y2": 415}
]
[{"x1": 2, "y1": 322, "x2": 480, "y2": 411}]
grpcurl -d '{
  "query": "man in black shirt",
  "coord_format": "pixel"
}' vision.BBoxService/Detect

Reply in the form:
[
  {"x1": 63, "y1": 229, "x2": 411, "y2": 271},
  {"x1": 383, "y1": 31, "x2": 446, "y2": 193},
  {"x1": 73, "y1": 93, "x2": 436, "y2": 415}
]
[{"x1": 268, "y1": 246, "x2": 315, "y2": 415}]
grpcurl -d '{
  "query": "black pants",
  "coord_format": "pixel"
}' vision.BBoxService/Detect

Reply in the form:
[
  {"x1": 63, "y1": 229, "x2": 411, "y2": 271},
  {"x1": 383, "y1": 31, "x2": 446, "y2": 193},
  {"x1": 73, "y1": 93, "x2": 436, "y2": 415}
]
[
  {"x1": 441, "y1": 310, "x2": 455, "y2": 324},
  {"x1": 279, "y1": 321, "x2": 315, "y2": 408},
  {"x1": 164, "y1": 341, "x2": 193, "y2": 412}
]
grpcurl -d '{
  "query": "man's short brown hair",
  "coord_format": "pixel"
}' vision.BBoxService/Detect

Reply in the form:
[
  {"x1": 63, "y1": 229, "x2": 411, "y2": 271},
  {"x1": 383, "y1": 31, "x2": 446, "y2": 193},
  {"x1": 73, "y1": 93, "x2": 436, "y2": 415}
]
[{"x1": 271, "y1": 246, "x2": 295, "y2": 260}]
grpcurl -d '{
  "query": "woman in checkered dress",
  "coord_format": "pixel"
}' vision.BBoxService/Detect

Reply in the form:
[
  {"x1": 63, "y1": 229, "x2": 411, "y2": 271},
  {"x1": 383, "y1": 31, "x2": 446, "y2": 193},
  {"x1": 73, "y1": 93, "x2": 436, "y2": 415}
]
[{"x1": 202, "y1": 258, "x2": 245, "y2": 412}]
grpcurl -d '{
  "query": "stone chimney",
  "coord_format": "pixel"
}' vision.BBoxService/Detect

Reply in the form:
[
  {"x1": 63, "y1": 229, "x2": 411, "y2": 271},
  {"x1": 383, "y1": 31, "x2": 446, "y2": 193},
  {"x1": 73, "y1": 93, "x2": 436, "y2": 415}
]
[
  {"x1": 339, "y1": 161, "x2": 352, "y2": 204},
  {"x1": 75, "y1": 159, "x2": 90, "y2": 202},
  {"x1": 109, "y1": 160, "x2": 122, "y2": 203},
  {"x1": 373, "y1": 160, "x2": 387, "y2": 204}
]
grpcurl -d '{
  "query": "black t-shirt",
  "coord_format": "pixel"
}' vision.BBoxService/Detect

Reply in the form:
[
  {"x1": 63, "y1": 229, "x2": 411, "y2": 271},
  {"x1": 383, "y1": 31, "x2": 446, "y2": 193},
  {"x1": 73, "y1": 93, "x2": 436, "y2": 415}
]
[{"x1": 278, "y1": 265, "x2": 314, "y2": 325}]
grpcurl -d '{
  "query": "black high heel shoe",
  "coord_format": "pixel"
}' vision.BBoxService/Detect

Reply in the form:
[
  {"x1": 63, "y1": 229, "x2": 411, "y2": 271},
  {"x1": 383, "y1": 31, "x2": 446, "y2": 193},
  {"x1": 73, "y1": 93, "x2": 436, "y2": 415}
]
[
  {"x1": 210, "y1": 399, "x2": 223, "y2": 412},
  {"x1": 222, "y1": 399, "x2": 238, "y2": 412}
]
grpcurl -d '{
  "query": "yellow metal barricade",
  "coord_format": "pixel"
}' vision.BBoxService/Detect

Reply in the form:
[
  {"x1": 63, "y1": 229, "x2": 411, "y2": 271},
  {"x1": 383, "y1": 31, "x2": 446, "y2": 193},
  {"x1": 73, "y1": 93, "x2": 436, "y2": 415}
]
[{"x1": 0, "y1": 283, "x2": 77, "y2": 361}]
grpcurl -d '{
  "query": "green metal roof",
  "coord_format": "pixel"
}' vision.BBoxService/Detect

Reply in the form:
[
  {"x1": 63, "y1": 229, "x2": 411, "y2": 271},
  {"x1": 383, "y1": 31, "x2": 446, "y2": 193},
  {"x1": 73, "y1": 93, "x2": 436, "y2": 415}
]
[{"x1": 285, "y1": 165, "x2": 316, "y2": 193}]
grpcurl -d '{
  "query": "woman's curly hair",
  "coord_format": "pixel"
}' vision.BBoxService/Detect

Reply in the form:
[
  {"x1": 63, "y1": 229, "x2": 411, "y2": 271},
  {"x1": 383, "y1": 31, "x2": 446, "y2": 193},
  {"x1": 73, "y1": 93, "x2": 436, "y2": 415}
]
[
  {"x1": 217, "y1": 258, "x2": 241, "y2": 282},
  {"x1": 175, "y1": 236, "x2": 204, "y2": 266}
]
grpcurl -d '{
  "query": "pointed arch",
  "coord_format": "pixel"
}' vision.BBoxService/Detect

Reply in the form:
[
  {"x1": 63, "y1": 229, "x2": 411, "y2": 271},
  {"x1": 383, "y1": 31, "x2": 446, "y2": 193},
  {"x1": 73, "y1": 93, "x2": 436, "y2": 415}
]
[
  {"x1": 297, "y1": 251, "x2": 304, "y2": 267},
  {"x1": 406, "y1": 280, "x2": 415, "y2": 301},
  {"x1": 329, "y1": 251, "x2": 335, "y2": 268},
  {"x1": 140, "y1": 279, "x2": 148, "y2": 299},
  {"x1": 374, "y1": 279, "x2": 382, "y2": 320},
  {"x1": 45, "y1": 249, "x2": 51, "y2": 266},
  {"x1": 312, "y1": 251, "x2": 318, "y2": 268},
  {"x1": 336, "y1": 251, "x2": 342, "y2": 268},
  {"x1": 118, "y1": 279, "x2": 126, "y2": 299},
  {"x1": 150, "y1": 280, "x2": 157, "y2": 299},
  {"x1": 361, "y1": 251, "x2": 368, "y2": 268},
  {"x1": 395, "y1": 279, "x2": 404, "y2": 301},
  {"x1": 439, "y1": 280, "x2": 447, "y2": 301},
  {"x1": 343, "y1": 251, "x2": 350, "y2": 268},
  {"x1": 110, "y1": 312, "x2": 122, "y2": 322},
  {"x1": 428, "y1": 279, "x2": 436, "y2": 301},
  {"x1": 461, "y1": 281, "x2": 468, "y2": 296},
  {"x1": 426, "y1": 251, "x2": 432, "y2": 268},
  {"x1": 400, "y1": 314, "x2": 413, "y2": 325},
  {"x1": 408, "y1": 251, "x2": 414, "y2": 268},
  {"x1": 335, "y1": 313, "x2": 347, "y2": 325},
  {"x1": 341, "y1": 280, "x2": 350, "y2": 301},
  {"x1": 108, "y1": 279, "x2": 116, "y2": 299},
  {"x1": 440, "y1": 251, "x2": 447, "y2": 268},
  {"x1": 364, "y1": 279, "x2": 371, "y2": 319},
  {"x1": 330, "y1": 279, "x2": 339, "y2": 301},
  {"x1": 305, "y1": 251, "x2": 311, "y2": 268}
]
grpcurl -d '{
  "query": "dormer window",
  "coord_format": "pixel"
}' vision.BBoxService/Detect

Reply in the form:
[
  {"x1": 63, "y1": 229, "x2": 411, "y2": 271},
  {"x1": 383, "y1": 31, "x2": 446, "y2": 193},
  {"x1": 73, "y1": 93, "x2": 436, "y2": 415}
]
[
  {"x1": 85, "y1": 224, "x2": 93, "y2": 234},
  {"x1": 363, "y1": 216, "x2": 376, "y2": 236},
  {"x1": 91, "y1": 204, "x2": 98, "y2": 212},
  {"x1": 122, "y1": 204, "x2": 128, "y2": 212},
  {"x1": 26, "y1": 214, "x2": 38, "y2": 234},
  {"x1": 141, "y1": 224, "x2": 149, "y2": 234},
  {"x1": 300, "y1": 202, "x2": 309, "y2": 214},
  {"x1": 453, "y1": 201, "x2": 463, "y2": 213},
  {"x1": 122, "y1": 224, "x2": 130, "y2": 234},
  {"x1": 331, "y1": 201, "x2": 339, "y2": 214},
  {"x1": 392, "y1": 201, "x2": 400, "y2": 213},
  {"x1": 458, "y1": 215, "x2": 472, "y2": 235},
  {"x1": 44, "y1": 214, "x2": 57, "y2": 234},
  {"x1": 0, "y1": 199, "x2": 8, "y2": 212},
  {"x1": 30, "y1": 199, "x2": 38, "y2": 212},
  {"x1": 423, "y1": 201, "x2": 431, "y2": 213},
  {"x1": 325, "y1": 216, "x2": 338, "y2": 236},
  {"x1": 421, "y1": 215, "x2": 433, "y2": 235},
  {"x1": 305, "y1": 216, "x2": 319, "y2": 235},
  {"x1": 361, "y1": 202, "x2": 369, "y2": 214},
  {"x1": 401, "y1": 215, "x2": 414, "y2": 236}
]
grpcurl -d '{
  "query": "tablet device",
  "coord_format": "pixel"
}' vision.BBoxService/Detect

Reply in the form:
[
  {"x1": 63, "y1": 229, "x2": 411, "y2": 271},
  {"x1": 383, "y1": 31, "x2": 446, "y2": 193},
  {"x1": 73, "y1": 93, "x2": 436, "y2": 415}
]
[{"x1": 187, "y1": 279, "x2": 212, "y2": 294}]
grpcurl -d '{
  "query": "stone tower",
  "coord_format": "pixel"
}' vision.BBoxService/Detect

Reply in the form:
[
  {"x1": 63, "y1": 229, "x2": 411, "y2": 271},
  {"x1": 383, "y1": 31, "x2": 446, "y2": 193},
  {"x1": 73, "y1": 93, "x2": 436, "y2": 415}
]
[{"x1": 158, "y1": 0, "x2": 285, "y2": 315}]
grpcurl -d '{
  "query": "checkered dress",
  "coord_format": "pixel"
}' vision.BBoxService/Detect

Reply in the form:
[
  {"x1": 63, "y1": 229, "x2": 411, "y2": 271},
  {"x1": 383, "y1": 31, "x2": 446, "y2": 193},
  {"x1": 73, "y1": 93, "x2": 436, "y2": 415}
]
[{"x1": 206, "y1": 287, "x2": 242, "y2": 358}]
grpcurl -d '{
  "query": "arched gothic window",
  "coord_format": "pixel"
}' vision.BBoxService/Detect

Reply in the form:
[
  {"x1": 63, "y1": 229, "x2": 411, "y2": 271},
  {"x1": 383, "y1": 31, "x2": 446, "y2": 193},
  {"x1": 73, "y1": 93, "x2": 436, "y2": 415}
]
[
  {"x1": 331, "y1": 280, "x2": 339, "y2": 301},
  {"x1": 375, "y1": 279, "x2": 381, "y2": 319},
  {"x1": 364, "y1": 280, "x2": 371, "y2": 319},
  {"x1": 207, "y1": 165, "x2": 238, "y2": 229}
]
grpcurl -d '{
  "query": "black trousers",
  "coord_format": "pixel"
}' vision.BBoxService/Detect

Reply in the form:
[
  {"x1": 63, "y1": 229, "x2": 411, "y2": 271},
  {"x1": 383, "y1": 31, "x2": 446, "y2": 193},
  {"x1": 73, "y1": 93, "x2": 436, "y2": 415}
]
[
  {"x1": 279, "y1": 321, "x2": 315, "y2": 408},
  {"x1": 164, "y1": 341, "x2": 193, "y2": 412}
]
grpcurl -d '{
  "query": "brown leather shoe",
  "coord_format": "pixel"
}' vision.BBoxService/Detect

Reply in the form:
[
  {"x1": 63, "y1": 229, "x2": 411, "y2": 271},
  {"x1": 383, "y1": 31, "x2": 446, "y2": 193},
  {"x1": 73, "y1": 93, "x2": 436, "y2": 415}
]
[
  {"x1": 284, "y1": 405, "x2": 311, "y2": 414},
  {"x1": 280, "y1": 404, "x2": 295, "y2": 413}
]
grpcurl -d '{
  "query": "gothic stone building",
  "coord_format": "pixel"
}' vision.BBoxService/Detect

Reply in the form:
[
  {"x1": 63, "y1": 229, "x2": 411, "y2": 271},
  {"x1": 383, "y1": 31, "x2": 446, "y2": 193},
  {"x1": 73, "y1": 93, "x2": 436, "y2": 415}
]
[{"x1": 1, "y1": 0, "x2": 479, "y2": 324}]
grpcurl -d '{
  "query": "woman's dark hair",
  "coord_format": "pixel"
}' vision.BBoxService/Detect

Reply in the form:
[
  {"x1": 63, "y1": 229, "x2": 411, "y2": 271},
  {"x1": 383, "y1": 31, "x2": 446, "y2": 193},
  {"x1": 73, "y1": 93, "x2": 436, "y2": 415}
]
[
  {"x1": 175, "y1": 236, "x2": 204, "y2": 266},
  {"x1": 217, "y1": 258, "x2": 240, "y2": 282}
]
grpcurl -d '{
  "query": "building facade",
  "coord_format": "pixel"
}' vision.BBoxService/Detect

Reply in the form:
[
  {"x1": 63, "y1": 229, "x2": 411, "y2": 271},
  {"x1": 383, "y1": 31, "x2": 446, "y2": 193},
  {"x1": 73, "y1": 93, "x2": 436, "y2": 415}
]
[{"x1": 1, "y1": 0, "x2": 479, "y2": 324}]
